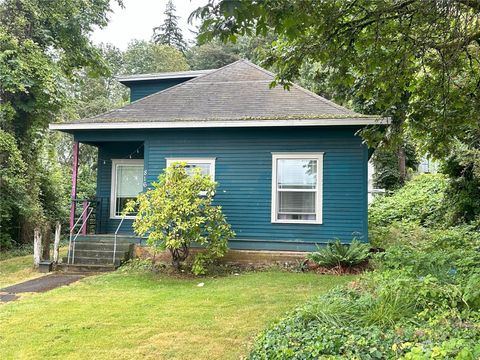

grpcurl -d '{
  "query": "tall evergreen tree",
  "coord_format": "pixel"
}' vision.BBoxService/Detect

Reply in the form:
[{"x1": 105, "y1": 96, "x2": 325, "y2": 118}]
[{"x1": 153, "y1": 0, "x2": 187, "y2": 52}]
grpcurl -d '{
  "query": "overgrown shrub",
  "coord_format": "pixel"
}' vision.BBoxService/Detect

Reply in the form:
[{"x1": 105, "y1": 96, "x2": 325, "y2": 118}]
[
  {"x1": 307, "y1": 239, "x2": 370, "y2": 269},
  {"x1": 249, "y1": 299, "x2": 480, "y2": 359},
  {"x1": 126, "y1": 163, "x2": 235, "y2": 275},
  {"x1": 441, "y1": 143, "x2": 480, "y2": 224},
  {"x1": 250, "y1": 237, "x2": 480, "y2": 359},
  {"x1": 369, "y1": 174, "x2": 448, "y2": 228}
]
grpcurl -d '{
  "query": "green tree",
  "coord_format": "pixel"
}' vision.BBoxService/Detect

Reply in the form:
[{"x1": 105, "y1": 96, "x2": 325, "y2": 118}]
[
  {"x1": 0, "y1": 0, "x2": 120, "y2": 245},
  {"x1": 192, "y1": 0, "x2": 480, "y2": 157},
  {"x1": 187, "y1": 34, "x2": 276, "y2": 70},
  {"x1": 372, "y1": 142, "x2": 419, "y2": 190},
  {"x1": 153, "y1": 0, "x2": 187, "y2": 52},
  {"x1": 0, "y1": 130, "x2": 30, "y2": 249},
  {"x1": 127, "y1": 163, "x2": 234, "y2": 275},
  {"x1": 72, "y1": 43, "x2": 128, "y2": 119},
  {"x1": 123, "y1": 40, "x2": 189, "y2": 74},
  {"x1": 187, "y1": 41, "x2": 239, "y2": 70}
]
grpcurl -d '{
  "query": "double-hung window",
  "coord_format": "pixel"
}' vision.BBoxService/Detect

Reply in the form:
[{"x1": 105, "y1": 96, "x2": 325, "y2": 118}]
[
  {"x1": 271, "y1": 153, "x2": 323, "y2": 224},
  {"x1": 165, "y1": 158, "x2": 216, "y2": 180},
  {"x1": 110, "y1": 159, "x2": 144, "y2": 219}
]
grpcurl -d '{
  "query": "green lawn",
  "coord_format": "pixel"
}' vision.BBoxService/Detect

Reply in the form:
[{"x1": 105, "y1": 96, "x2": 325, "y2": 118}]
[
  {"x1": 0, "y1": 247, "x2": 68, "y2": 288},
  {"x1": 0, "y1": 254, "x2": 42, "y2": 288},
  {"x1": 0, "y1": 269, "x2": 353, "y2": 359}
]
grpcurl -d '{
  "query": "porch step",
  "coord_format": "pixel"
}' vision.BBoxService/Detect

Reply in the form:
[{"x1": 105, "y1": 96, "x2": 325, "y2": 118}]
[
  {"x1": 74, "y1": 242, "x2": 132, "y2": 251},
  {"x1": 62, "y1": 257, "x2": 122, "y2": 266},
  {"x1": 70, "y1": 249, "x2": 130, "y2": 259},
  {"x1": 74, "y1": 235, "x2": 140, "y2": 243},
  {"x1": 56, "y1": 263, "x2": 116, "y2": 273},
  {"x1": 60, "y1": 234, "x2": 136, "y2": 272}
]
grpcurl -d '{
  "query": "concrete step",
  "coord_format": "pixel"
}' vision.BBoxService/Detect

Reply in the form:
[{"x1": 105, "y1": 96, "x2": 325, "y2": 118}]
[
  {"x1": 70, "y1": 249, "x2": 130, "y2": 259},
  {"x1": 62, "y1": 256, "x2": 121, "y2": 266},
  {"x1": 74, "y1": 235, "x2": 140, "y2": 243},
  {"x1": 73, "y1": 242, "x2": 132, "y2": 251},
  {"x1": 56, "y1": 263, "x2": 116, "y2": 273}
]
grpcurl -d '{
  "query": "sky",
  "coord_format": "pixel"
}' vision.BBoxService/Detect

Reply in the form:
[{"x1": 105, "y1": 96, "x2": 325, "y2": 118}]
[{"x1": 91, "y1": 0, "x2": 206, "y2": 50}]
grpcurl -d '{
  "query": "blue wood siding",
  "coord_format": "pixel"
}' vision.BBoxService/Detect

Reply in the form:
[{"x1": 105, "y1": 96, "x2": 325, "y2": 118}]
[
  {"x1": 77, "y1": 127, "x2": 368, "y2": 251},
  {"x1": 125, "y1": 78, "x2": 194, "y2": 102},
  {"x1": 95, "y1": 142, "x2": 144, "y2": 234}
]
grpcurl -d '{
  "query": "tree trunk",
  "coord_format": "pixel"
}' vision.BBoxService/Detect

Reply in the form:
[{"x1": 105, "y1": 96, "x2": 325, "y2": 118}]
[
  {"x1": 53, "y1": 222, "x2": 61, "y2": 263},
  {"x1": 170, "y1": 244, "x2": 189, "y2": 270},
  {"x1": 398, "y1": 145, "x2": 407, "y2": 185},
  {"x1": 33, "y1": 228, "x2": 42, "y2": 267}
]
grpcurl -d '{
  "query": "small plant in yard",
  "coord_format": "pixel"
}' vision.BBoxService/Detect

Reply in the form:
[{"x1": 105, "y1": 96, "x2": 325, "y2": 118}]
[
  {"x1": 124, "y1": 162, "x2": 235, "y2": 275},
  {"x1": 307, "y1": 239, "x2": 370, "y2": 270}
]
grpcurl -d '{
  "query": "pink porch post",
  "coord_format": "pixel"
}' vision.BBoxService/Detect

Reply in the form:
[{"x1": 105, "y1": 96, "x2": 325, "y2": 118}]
[
  {"x1": 81, "y1": 200, "x2": 88, "y2": 235},
  {"x1": 69, "y1": 141, "x2": 79, "y2": 231}
]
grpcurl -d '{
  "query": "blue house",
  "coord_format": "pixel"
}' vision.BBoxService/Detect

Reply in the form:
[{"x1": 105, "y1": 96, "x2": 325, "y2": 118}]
[{"x1": 50, "y1": 60, "x2": 388, "y2": 267}]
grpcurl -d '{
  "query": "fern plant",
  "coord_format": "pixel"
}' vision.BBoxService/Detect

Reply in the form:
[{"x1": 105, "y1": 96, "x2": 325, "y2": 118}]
[{"x1": 307, "y1": 239, "x2": 370, "y2": 268}]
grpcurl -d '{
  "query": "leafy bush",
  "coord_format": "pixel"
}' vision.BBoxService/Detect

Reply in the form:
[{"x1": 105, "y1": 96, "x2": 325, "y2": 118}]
[
  {"x1": 126, "y1": 163, "x2": 235, "y2": 275},
  {"x1": 369, "y1": 174, "x2": 447, "y2": 228},
  {"x1": 249, "y1": 300, "x2": 480, "y2": 359},
  {"x1": 441, "y1": 143, "x2": 480, "y2": 224},
  {"x1": 250, "y1": 255, "x2": 480, "y2": 358},
  {"x1": 307, "y1": 239, "x2": 370, "y2": 268},
  {"x1": 250, "y1": 221, "x2": 480, "y2": 358}
]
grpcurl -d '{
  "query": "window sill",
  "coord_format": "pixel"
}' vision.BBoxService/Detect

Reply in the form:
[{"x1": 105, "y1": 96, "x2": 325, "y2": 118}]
[
  {"x1": 271, "y1": 219, "x2": 323, "y2": 225},
  {"x1": 110, "y1": 216, "x2": 137, "y2": 220}
]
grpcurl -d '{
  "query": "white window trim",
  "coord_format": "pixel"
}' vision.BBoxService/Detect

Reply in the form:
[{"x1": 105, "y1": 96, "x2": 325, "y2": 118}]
[
  {"x1": 110, "y1": 159, "x2": 144, "y2": 219},
  {"x1": 271, "y1": 152, "x2": 324, "y2": 224},
  {"x1": 165, "y1": 158, "x2": 216, "y2": 180}
]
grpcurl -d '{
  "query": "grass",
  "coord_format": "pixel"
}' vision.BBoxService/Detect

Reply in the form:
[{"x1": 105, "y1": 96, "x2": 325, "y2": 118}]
[
  {"x1": 0, "y1": 247, "x2": 68, "y2": 288},
  {"x1": 0, "y1": 254, "x2": 42, "y2": 289},
  {"x1": 0, "y1": 269, "x2": 353, "y2": 359}
]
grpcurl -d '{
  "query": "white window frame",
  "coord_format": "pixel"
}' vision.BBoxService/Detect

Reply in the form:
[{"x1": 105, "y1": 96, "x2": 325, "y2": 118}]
[
  {"x1": 110, "y1": 159, "x2": 144, "y2": 219},
  {"x1": 271, "y1": 152, "x2": 324, "y2": 224},
  {"x1": 165, "y1": 158, "x2": 216, "y2": 180}
]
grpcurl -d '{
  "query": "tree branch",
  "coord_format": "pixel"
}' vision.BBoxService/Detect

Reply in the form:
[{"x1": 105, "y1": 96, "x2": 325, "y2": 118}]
[{"x1": 456, "y1": 0, "x2": 480, "y2": 12}]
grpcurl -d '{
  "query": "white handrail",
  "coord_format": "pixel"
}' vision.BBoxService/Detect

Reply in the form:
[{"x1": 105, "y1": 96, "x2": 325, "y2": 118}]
[
  {"x1": 70, "y1": 207, "x2": 94, "y2": 264},
  {"x1": 113, "y1": 215, "x2": 127, "y2": 264},
  {"x1": 67, "y1": 202, "x2": 91, "y2": 264}
]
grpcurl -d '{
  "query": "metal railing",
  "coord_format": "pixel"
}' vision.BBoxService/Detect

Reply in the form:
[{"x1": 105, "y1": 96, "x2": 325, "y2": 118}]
[
  {"x1": 68, "y1": 202, "x2": 94, "y2": 264},
  {"x1": 113, "y1": 214, "x2": 127, "y2": 264}
]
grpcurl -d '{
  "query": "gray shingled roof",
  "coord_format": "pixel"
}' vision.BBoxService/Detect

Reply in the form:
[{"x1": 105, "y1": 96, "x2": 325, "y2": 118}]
[{"x1": 52, "y1": 60, "x2": 388, "y2": 130}]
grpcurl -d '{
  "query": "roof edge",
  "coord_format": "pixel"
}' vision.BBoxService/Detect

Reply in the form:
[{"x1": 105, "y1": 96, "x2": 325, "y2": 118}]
[
  {"x1": 50, "y1": 117, "x2": 391, "y2": 131},
  {"x1": 117, "y1": 69, "x2": 215, "y2": 83}
]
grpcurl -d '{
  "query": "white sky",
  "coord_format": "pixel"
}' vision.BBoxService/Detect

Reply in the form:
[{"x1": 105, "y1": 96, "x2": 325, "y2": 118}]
[{"x1": 91, "y1": 0, "x2": 207, "y2": 50}]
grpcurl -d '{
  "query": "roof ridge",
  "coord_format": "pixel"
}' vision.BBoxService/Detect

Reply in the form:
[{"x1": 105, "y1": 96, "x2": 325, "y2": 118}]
[
  {"x1": 239, "y1": 59, "x2": 276, "y2": 78},
  {"x1": 236, "y1": 60, "x2": 357, "y2": 114},
  {"x1": 188, "y1": 59, "x2": 259, "y2": 82},
  {"x1": 290, "y1": 82, "x2": 357, "y2": 114}
]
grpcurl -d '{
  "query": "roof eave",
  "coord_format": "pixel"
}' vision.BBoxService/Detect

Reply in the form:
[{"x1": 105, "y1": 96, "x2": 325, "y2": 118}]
[
  {"x1": 116, "y1": 70, "x2": 215, "y2": 83},
  {"x1": 49, "y1": 117, "x2": 391, "y2": 131}
]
